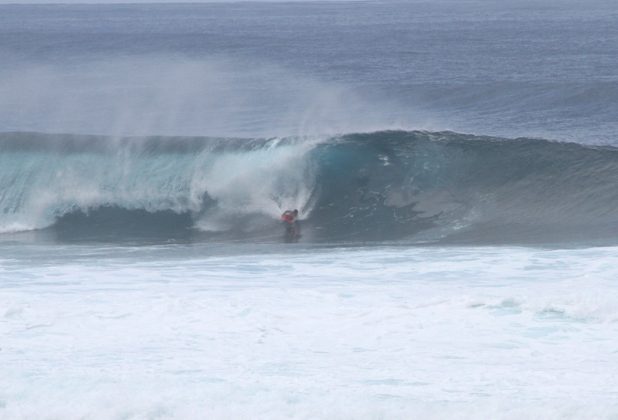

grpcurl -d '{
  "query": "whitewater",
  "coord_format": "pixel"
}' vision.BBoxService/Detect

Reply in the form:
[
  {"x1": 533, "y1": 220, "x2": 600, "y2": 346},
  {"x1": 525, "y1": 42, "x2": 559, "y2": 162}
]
[
  {"x1": 1, "y1": 1, "x2": 618, "y2": 419},
  {"x1": 3, "y1": 244, "x2": 618, "y2": 419}
]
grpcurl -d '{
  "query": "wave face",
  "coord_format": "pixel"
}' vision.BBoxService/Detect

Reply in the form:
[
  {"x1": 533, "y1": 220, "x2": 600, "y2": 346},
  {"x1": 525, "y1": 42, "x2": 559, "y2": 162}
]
[{"x1": 2, "y1": 130, "x2": 618, "y2": 244}]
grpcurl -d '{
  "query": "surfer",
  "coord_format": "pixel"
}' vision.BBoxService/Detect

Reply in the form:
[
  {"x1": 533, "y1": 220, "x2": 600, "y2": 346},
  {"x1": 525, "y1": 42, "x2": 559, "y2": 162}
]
[{"x1": 281, "y1": 209, "x2": 300, "y2": 242}]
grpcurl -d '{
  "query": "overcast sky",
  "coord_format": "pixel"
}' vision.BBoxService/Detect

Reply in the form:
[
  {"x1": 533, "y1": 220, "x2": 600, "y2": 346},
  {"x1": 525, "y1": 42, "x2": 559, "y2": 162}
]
[
  {"x1": 0, "y1": 0, "x2": 331, "y2": 3},
  {"x1": 0, "y1": 0, "x2": 359, "y2": 3}
]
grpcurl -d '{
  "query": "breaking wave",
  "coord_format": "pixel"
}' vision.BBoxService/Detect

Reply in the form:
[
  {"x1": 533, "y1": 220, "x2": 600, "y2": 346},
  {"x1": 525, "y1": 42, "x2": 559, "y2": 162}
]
[{"x1": 2, "y1": 130, "x2": 618, "y2": 244}]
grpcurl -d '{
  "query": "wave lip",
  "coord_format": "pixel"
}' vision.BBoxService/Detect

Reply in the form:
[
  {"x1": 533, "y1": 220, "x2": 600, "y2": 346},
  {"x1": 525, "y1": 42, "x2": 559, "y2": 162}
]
[{"x1": 2, "y1": 130, "x2": 618, "y2": 245}]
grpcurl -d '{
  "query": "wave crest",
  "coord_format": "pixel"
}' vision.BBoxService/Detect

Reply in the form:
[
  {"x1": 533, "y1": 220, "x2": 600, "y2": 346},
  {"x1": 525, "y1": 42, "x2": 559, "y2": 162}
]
[{"x1": 2, "y1": 130, "x2": 618, "y2": 244}]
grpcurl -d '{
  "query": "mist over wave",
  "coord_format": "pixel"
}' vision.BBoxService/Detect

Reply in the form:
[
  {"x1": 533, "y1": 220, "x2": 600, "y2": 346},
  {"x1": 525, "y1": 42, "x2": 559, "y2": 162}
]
[
  {"x1": 2, "y1": 130, "x2": 618, "y2": 245},
  {"x1": 0, "y1": 57, "x2": 412, "y2": 138}
]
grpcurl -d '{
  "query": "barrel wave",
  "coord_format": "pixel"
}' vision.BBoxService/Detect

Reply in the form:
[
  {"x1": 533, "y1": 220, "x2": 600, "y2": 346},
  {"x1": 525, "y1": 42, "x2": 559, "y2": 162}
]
[{"x1": 2, "y1": 130, "x2": 618, "y2": 245}]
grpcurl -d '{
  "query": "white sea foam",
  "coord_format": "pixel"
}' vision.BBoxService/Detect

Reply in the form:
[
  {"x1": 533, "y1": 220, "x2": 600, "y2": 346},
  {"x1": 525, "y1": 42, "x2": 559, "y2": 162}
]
[
  {"x1": 0, "y1": 139, "x2": 318, "y2": 234},
  {"x1": 1, "y1": 245, "x2": 617, "y2": 419}
]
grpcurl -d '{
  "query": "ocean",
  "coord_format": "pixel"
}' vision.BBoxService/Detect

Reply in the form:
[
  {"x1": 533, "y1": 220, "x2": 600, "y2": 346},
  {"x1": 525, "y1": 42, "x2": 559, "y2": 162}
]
[{"x1": 1, "y1": 1, "x2": 618, "y2": 418}]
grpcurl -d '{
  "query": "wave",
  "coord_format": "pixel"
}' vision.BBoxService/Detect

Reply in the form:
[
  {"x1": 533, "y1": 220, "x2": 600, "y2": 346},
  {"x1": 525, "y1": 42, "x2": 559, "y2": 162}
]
[{"x1": 2, "y1": 130, "x2": 618, "y2": 244}]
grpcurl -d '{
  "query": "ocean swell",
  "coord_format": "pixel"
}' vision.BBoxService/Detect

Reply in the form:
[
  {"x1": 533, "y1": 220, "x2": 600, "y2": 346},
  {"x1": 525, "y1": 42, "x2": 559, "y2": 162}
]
[{"x1": 2, "y1": 130, "x2": 618, "y2": 244}]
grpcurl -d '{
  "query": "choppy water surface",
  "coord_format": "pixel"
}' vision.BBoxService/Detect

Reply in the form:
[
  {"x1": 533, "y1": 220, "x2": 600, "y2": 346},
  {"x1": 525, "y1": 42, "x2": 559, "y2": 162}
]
[{"x1": 2, "y1": 244, "x2": 618, "y2": 418}]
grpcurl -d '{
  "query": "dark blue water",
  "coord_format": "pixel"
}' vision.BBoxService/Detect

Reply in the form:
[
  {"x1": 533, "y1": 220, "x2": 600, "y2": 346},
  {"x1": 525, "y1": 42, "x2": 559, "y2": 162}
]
[{"x1": 1, "y1": 1, "x2": 618, "y2": 141}]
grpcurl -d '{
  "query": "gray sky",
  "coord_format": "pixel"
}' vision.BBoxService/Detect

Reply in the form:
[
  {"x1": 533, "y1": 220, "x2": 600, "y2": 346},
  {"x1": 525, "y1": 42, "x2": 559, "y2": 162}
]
[{"x1": 0, "y1": 0, "x2": 355, "y2": 3}]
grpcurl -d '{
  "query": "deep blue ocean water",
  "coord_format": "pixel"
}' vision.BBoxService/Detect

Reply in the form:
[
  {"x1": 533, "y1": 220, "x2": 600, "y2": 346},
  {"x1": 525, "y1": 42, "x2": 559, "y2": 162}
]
[{"x1": 2, "y1": 1, "x2": 618, "y2": 142}]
